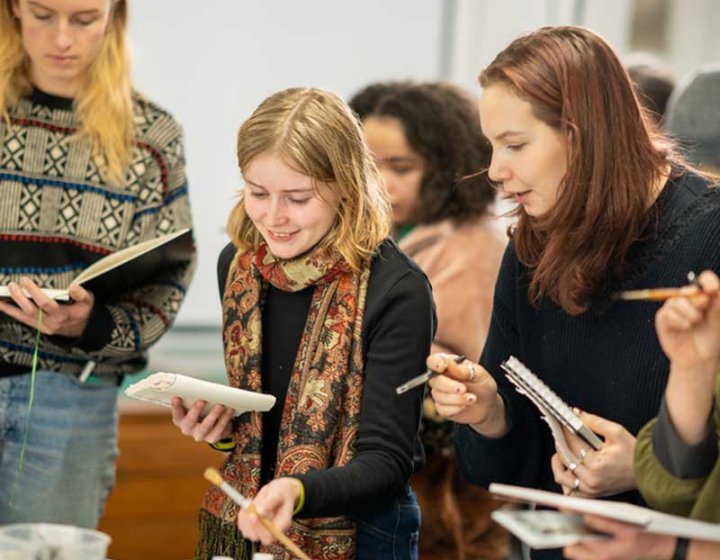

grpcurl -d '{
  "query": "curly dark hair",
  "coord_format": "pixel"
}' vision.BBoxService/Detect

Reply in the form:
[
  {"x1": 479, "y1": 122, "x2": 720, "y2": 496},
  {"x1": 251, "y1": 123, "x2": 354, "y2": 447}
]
[{"x1": 349, "y1": 81, "x2": 495, "y2": 224}]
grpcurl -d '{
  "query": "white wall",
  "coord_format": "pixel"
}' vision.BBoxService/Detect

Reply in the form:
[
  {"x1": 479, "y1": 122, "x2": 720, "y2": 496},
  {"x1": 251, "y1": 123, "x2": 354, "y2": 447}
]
[
  {"x1": 445, "y1": 0, "x2": 635, "y2": 91},
  {"x1": 128, "y1": 0, "x2": 444, "y2": 326},
  {"x1": 667, "y1": 0, "x2": 720, "y2": 76}
]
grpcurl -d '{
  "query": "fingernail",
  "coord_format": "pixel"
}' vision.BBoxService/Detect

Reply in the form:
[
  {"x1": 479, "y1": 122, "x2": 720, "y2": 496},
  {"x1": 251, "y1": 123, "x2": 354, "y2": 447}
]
[
  {"x1": 466, "y1": 394, "x2": 476, "y2": 403},
  {"x1": 455, "y1": 386, "x2": 462, "y2": 394}
]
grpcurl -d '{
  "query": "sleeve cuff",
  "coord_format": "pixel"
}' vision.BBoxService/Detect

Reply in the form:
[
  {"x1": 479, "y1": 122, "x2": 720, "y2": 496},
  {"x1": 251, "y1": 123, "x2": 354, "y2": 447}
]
[
  {"x1": 208, "y1": 436, "x2": 236, "y2": 452},
  {"x1": 653, "y1": 398, "x2": 718, "y2": 479},
  {"x1": 291, "y1": 478, "x2": 306, "y2": 515},
  {"x1": 45, "y1": 301, "x2": 115, "y2": 353},
  {"x1": 75, "y1": 301, "x2": 116, "y2": 352}
]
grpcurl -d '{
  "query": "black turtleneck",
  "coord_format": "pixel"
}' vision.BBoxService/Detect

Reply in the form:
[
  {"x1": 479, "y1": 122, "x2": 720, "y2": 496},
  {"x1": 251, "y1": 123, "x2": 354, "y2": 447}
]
[{"x1": 30, "y1": 88, "x2": 74, "y2": 111}]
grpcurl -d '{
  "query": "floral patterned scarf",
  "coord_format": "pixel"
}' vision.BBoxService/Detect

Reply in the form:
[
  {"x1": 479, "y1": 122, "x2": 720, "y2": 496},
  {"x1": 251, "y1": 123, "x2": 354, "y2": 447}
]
[{"x1": 197, "y1": 242, "x2": 369, "y2": 560}]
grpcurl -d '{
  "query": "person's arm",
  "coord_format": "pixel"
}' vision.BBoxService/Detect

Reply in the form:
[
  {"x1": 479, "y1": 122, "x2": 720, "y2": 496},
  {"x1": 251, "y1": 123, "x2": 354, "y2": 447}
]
[
  {"x1": 452, "y1": 293, "x2": 548, "y2": 489},
  {"x1": 563, "y1": 515, "x2": 720, "y2": 560},
  {"x1": 70, "y1": 116, "x2": 196, "y2": 358},
  {"x1": 636, "y1": 270, "x2": 720, "y2": 516},
  {"x1": 636, "y1": 401, "x2": 718, "y2": 517},
  {"x1": 293, "y1": 266, "x2": 435, "y2": 517},
  {"x1": 651, "y1": 398, "x2": 717, "y2": 479},
  {"x1": 426, "y1": 245, "x2": 546, "y2": 489}
]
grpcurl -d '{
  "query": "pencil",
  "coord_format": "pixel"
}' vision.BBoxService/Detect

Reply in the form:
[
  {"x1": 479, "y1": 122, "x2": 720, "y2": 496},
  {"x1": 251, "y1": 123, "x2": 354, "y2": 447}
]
[
  {"x1": 614, "y1": 285, "x2": 711, "y2": 302},
  {"x1": 204, "y1": 467, "x2": 311, "y2": 560}
]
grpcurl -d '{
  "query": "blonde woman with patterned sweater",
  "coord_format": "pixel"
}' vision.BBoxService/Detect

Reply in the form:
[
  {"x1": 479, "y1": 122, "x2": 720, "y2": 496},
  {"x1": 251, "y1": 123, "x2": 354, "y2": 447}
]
[{"x1": 0, "y1": 0, "x2": 195, "y2": 528}]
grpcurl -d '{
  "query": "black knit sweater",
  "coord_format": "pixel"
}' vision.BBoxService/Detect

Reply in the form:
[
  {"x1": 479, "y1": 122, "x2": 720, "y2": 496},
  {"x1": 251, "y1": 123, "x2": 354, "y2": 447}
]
[
  {"x1": 454, "y1": 172, "x2": 720, "y2": 559},
  {"x1": 218, "y1": 239, "x2": 436, "y2": 518}
]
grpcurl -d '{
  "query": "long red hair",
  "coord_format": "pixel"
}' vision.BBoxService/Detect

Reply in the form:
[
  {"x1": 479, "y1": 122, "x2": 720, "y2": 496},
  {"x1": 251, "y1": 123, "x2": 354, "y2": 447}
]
[{"x1": 480, "y1": 26, "x2": 681, "y2": 314}]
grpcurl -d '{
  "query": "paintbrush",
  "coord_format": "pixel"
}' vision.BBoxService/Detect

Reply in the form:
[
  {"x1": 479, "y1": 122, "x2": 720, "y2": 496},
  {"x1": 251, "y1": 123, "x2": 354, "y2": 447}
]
[
  {"x1": 614, "y1": 272, "x2": 718, "y2": 302},
  {"x1": 614, "y1": 285, "x2": 705, "y2": 301},
  {"x1": 203, "y1": 467, "x2": 311, "y2": 560}
]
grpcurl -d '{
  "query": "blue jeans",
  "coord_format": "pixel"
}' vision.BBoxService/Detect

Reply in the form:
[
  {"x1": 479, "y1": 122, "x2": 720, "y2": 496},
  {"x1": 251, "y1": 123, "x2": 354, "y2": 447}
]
[
  {"x1": 354, "y1": 486, "x2": 420, "y2": 560},
  {"x1": 0, "y1": 371, "x2": 119, "y2": 528}
]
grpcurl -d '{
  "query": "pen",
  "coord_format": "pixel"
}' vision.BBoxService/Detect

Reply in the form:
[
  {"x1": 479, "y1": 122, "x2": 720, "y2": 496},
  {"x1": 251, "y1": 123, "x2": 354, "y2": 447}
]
[{"x1": 396, "y1": 355, "x2": 466, "y2": 395}]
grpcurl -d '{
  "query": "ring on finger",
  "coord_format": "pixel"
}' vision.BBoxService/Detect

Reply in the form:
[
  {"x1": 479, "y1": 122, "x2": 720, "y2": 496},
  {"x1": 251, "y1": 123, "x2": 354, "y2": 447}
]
[
  {"x1": 572, "y1": 477, "x2": 581, "y2": 491},
  {"x1": 568, "y1": 462, "x2": 578, "y2": 474},
  {"x1": 578, "y1": 446, "x2": 589, "y2": 464},
  {"x1": 465, "y1": 363, "x2": 475, "y2": 382}
]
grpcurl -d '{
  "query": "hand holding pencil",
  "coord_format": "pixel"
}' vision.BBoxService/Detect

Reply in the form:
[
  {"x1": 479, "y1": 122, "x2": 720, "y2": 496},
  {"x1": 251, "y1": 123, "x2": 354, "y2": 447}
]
[
  {"x1": 654, "y1": 270, "x2": 720, "y2": 370},
  {"x1": 204, "y1": 468, "x2": 311, "y2": 560}
]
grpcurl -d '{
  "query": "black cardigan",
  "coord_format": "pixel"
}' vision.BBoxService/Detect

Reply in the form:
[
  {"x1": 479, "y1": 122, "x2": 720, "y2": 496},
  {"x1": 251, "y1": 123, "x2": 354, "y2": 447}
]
[{"x1": 218, "y1": 239, "x2": 436, "y2": 517}]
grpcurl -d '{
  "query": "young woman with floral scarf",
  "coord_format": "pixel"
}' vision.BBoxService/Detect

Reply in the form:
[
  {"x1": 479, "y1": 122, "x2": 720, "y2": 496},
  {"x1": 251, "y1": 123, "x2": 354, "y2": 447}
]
[{"x1": 171, "y1": 87, "x2": 435, "y2": 560}]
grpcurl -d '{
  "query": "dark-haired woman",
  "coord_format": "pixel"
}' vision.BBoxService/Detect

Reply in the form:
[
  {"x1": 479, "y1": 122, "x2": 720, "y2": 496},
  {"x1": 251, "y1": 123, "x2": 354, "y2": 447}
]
[
  {"x1": 427, "y1": 26, "x2": 720, "y2": 560},
  {"x1": 351, "y1": 82, "x2": 508, "y2": 560}
]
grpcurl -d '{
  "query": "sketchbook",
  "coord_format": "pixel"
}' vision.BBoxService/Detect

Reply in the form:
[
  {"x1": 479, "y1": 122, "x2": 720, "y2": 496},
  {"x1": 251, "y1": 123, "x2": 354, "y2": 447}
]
[
  {"x1": 0, "y1": 228, "x2": 193, "y2": 302},
  {"x1": 491, "y1": 509, "x2": 608, "y2": 549},
  {"x1": 490, "y1": 483, "x2": 720, "y2": 542},
  {"x1": 500, "y1": 356, "x2": 604, "y2": 461},
  {"x1": 124, "y1": 372, "x2": 276, "y2": 417}
]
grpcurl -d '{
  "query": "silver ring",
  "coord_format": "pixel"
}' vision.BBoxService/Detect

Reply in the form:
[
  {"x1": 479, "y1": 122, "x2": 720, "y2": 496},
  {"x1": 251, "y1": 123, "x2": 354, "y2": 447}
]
[
  {"x1": 572, "y1": 477, "x2": 581, "y2": 491},
  {"x1": 466, "y1": 363, "x2": 475, "y2": 382},
  {"x1": 568, "y1": 462, "x2": 578, "y2": 474},
  {"x1": 578, "y1": 446, "x2": 589, "y2": 464}
]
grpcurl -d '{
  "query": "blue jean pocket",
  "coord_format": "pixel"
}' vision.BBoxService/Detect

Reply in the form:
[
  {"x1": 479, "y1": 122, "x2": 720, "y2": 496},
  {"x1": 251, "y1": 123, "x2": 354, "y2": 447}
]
[{"x1": 355, "y1": 486, "x2": 420, "y2": 560}]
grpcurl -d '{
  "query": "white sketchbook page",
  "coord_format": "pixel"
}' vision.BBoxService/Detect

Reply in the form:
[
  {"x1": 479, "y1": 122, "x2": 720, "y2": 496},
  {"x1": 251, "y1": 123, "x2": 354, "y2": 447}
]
[
  {"x1": 0, "y1": 287, "x2": 69, "y2": 301},
  {"x1": 0, "y1": 228, "x2": 190, "y2": 302},
  {"x1": 124, "y1": 372, "x2": 276, "y2": 417},
  {"x1": 491, "y1": 509, "x2": 608, "y2": 549},
  {"x1": 489, "y1": 484, "x2": 720, "y2": 541}
]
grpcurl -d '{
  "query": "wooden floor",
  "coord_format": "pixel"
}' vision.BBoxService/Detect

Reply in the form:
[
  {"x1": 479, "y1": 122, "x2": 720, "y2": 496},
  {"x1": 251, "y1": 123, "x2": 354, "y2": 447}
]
[{"x1": 99, "y1": 403, "x2": 224, "y2": 560}]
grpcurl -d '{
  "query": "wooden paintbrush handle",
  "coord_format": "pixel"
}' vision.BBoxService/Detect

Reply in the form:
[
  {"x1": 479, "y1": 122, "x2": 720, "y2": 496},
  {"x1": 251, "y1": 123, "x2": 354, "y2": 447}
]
[{"x1": 247, "y1": 504, "x2": 311, "y2": 560}]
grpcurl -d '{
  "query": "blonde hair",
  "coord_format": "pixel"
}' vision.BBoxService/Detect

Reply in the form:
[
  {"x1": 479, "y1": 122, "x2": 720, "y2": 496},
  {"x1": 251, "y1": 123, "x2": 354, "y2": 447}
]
[
  {"x1": 228, "y1": 87, "x2": 391, "y2": 271},
  {"x1": 0, "y1": 0, "x2": 133, "y2": 182}
]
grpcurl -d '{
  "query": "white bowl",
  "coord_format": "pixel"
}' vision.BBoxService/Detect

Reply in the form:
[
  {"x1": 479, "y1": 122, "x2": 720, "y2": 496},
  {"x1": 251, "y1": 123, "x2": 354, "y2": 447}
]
[{"x1": 0, "y1": 523, "x2": 111, "y2": 560}]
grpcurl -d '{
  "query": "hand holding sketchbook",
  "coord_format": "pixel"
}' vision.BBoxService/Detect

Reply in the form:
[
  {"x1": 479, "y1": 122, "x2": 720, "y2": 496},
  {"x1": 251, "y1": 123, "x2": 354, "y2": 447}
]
[
  {"x1": 0, "y1": 228, "x2": 192, "y2": 302},
  {"x1": 489, "y1": 483, "x2": 720, "y2": 547},
  {"x1": 125, "y1": 372, "x2": 276, "y2": 417},
  {"x1": 500, "y1": 356, "x2": 603, "y2": 463}
]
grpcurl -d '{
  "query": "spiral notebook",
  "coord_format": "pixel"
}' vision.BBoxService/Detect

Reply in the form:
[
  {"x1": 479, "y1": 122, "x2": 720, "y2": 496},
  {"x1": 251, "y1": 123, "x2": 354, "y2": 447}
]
[{"x1": 500, "y1": 356, "x2": 603, "y2": 451}]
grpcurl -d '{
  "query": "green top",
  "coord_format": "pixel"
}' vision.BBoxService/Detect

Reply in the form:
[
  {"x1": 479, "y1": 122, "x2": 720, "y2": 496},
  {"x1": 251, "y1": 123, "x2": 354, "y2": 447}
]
[
  {"x1": 635, "y1": 374, "x2": 720, "y2": 523},
  {"x1": 395, "y1": 223, "x2": 416, "y2": 242}
]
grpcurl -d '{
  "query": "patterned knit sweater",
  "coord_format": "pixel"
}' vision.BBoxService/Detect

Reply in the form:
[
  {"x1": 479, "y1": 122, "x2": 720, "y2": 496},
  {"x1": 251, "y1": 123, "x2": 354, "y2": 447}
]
[{"x1": 0, "y1": 89, "x2": 196, "y2": 377}]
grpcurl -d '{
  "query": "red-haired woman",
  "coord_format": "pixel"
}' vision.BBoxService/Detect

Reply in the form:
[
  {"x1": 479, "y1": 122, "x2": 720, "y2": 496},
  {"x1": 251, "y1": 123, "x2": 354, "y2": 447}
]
[{"x1": 427, "y1": 26, "x2": 720, "y2": 560}]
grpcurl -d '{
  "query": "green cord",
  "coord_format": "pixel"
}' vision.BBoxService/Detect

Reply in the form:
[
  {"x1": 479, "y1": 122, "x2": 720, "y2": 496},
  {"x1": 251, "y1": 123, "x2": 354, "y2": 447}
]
[{"x1": 8, "y1": 309, "x2": 42, "y2": 507}]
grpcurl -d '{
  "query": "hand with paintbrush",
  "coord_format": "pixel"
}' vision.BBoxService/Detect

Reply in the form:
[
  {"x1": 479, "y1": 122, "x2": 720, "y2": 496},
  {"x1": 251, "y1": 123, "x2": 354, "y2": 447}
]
[{"x1": 204, "y1": 467, "x2": 311, "y2": 560}]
